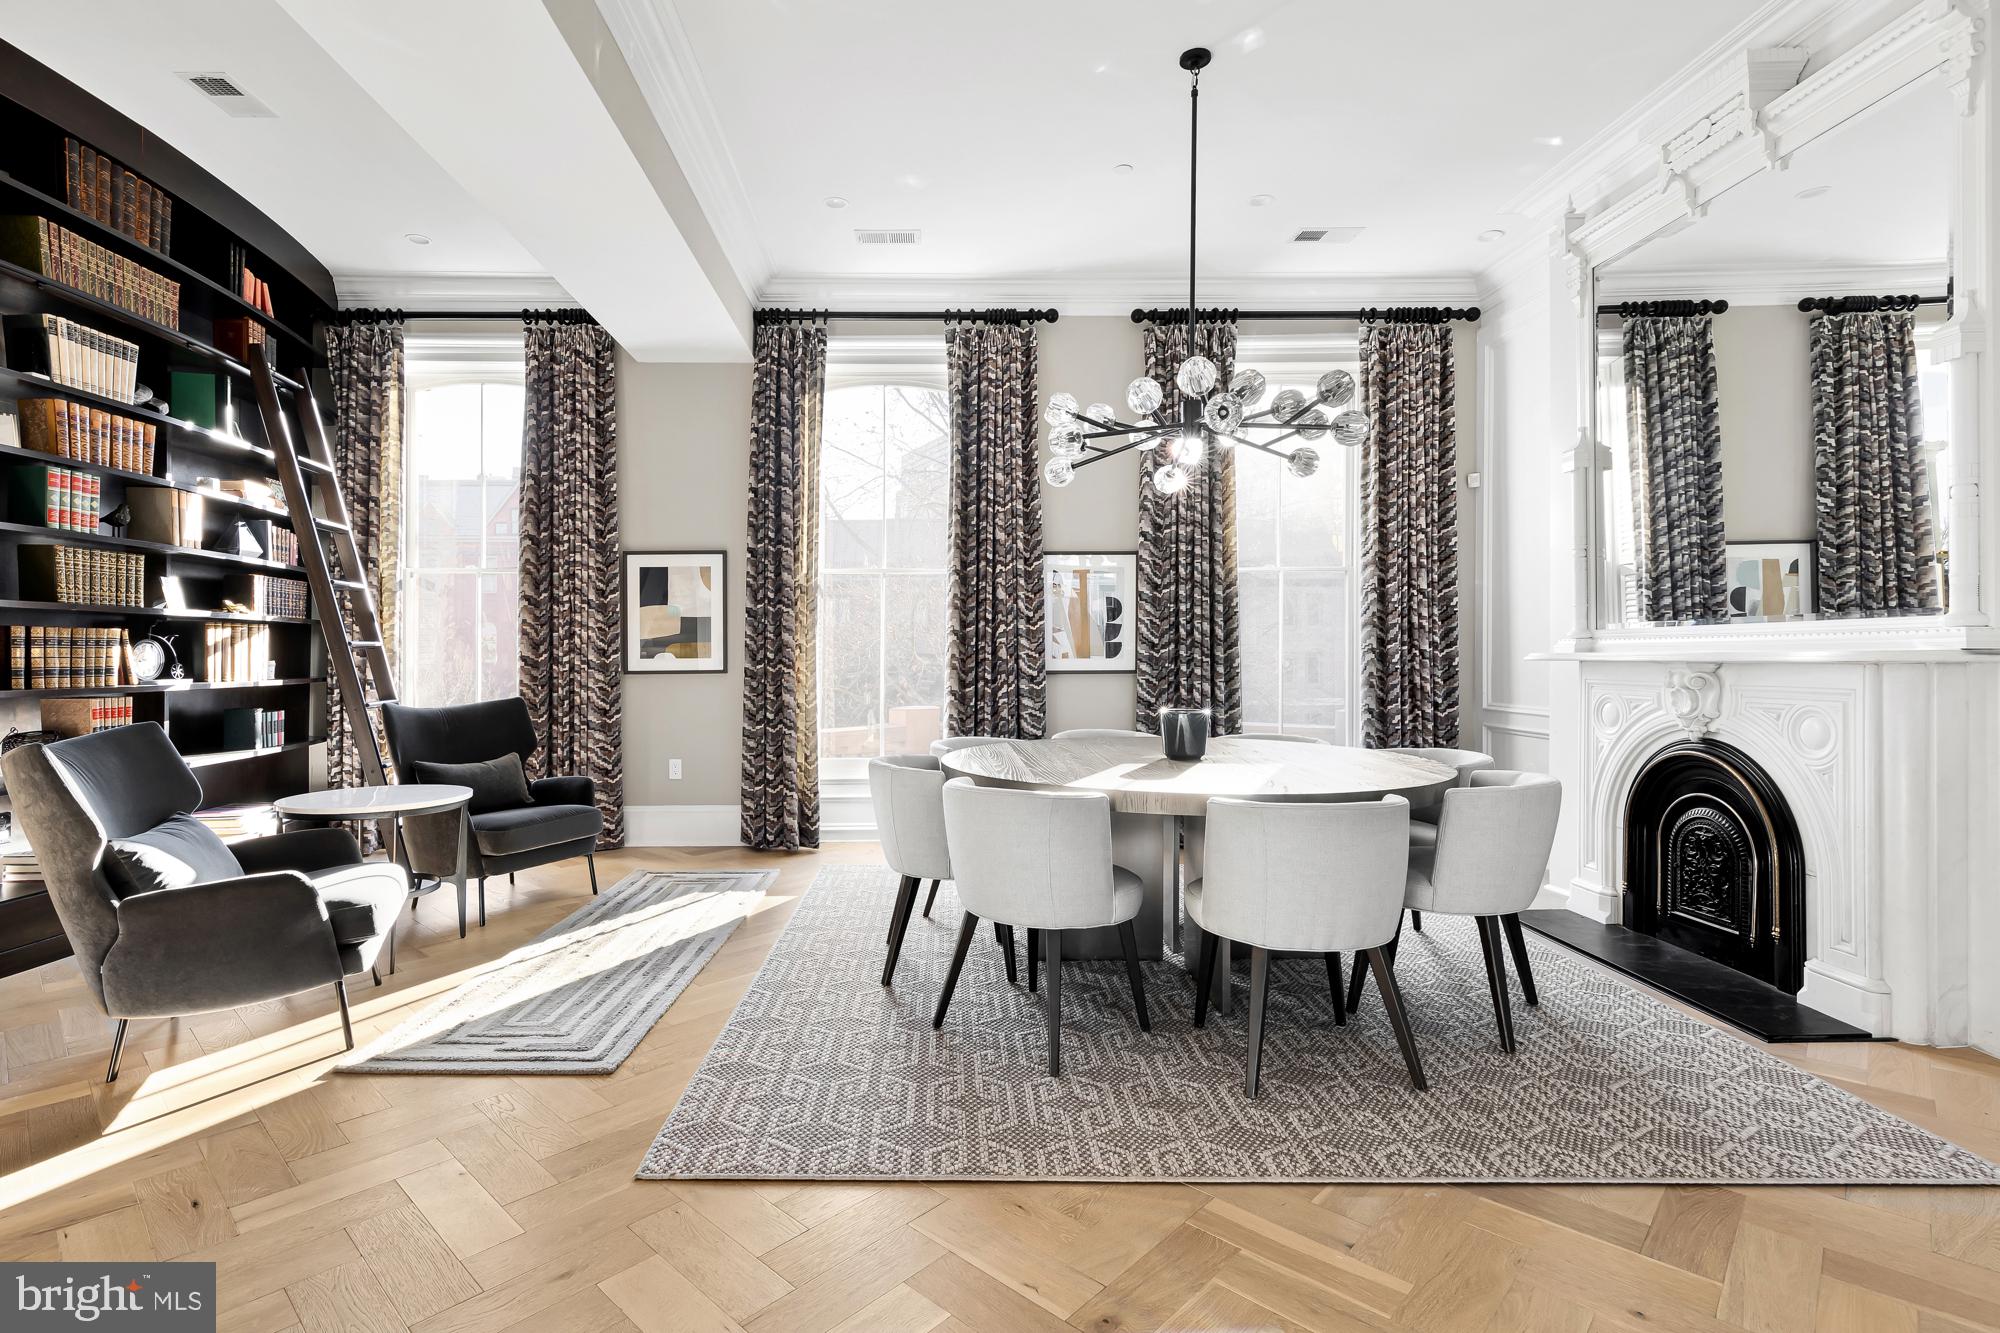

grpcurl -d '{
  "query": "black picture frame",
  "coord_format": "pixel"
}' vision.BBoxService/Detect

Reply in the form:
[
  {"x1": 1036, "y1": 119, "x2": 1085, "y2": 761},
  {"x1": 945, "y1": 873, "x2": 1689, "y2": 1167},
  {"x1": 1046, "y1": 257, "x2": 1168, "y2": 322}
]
[{"x1": 623, "y1": 550, "x2": 728, "y2": 673}]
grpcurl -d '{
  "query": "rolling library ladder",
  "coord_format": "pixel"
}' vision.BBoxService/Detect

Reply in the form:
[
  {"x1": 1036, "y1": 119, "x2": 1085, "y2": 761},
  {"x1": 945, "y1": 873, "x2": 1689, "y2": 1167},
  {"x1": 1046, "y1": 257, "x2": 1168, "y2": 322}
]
[{"x1": 247, "y1": 345, "x2": 395, "y2": 788}]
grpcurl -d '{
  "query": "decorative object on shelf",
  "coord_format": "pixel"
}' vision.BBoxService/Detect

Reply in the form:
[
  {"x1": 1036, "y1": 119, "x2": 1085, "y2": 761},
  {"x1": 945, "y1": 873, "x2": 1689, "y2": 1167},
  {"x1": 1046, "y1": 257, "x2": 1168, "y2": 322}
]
[
  {"x1": 1161, "y1": 707, "x2": 1211, "y2": 760},
  {"x1": 103, "y1": 501, "x2": 131, "y2": 535},
  {"x1": 1043, "y1": 552, "x2": 1135, "y2": 674},
  {"x1": 1041, "y1": 49, "x2": 1368, "y2": 495},
  {"x1": 129, "y1": 630, "x2": 181, "y2": 683},
  {"x1": 624, "y1": 551, "x2": 725, "y2": 673},
  {"x1": 1725, "y1": 542, "x2": 1815, "y2": 620}
]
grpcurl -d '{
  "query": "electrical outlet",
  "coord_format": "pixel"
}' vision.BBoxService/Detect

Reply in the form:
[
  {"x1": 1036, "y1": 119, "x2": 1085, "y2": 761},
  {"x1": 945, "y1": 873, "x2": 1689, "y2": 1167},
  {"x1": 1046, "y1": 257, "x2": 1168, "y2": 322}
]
[{"x1": 669, "y1": 759, "x2": 683, "y2": 780}]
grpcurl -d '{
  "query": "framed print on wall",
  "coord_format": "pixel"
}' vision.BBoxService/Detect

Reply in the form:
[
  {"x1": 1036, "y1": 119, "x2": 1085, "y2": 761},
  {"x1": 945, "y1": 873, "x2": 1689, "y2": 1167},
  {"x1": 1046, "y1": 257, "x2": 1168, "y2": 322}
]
[
  {"x1": 1725, "y1": 542, "x2": 1814, "y2": 621},
  {"x1": 1044, "y1": 552, "x2": 1136, "y2": 673},
  {"x1": 625, "y1": 551, "x2": 727, "y2": 672}
]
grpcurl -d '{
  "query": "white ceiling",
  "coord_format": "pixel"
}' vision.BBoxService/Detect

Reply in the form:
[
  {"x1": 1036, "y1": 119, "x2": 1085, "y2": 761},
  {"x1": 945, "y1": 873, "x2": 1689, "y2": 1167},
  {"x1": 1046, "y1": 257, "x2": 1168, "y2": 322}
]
[{"x1": 647, "y1": 0, "x2": 1759, "y2": 296}]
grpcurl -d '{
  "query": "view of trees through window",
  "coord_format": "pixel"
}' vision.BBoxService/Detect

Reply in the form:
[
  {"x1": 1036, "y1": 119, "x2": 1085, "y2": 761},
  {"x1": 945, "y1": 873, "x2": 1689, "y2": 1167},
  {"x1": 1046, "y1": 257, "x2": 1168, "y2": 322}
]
[
  {"x1": 402, "y1": 379, "x2": 524, "y2": 707},
  {"x1": 817, "y1": 380, "x2": 951, "y2": 777}
]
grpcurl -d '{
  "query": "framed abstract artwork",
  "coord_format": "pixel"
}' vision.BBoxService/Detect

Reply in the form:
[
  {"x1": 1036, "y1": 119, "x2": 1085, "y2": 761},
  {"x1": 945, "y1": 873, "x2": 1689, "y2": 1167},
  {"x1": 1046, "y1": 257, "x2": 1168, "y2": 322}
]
[
  {"x1": 624, "y1": 551, "x2": 727, "y2": 672},
  {"x1": 1044, "y1": 552, "x2": 1136, "y2": 673},
  {"x1": 1725, "y1": 542, "x2": 1814, "y2": 620}
]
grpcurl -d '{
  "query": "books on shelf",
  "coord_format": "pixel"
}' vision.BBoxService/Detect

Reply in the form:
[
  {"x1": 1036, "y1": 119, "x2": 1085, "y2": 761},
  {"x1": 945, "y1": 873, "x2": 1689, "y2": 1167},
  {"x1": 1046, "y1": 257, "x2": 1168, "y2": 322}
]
[
  {"x1": 202, "y1": 621, "x2": 272, "y2": 683},
  {"x1": 125, "y1": 486, "x2": 204, "y2": 548},
  {"x1": 0, "y1": 413, "x2": 16, "y2": 449},
  {"x1": 203, "y1": 477, "x2": 279, "y2": 508},
  {"x1": 3, "y1": 314, "x2": 140, "y2": 402},
  {"x1": 16, "y1": 398, "x2": 157, "y2": 471},
  {"x1": 0, "y1": 216, "x2": 181, "y2": 328},
  {"x1": 64, "y1": 138, "x2": 173, "y2": 253},
  {"x1": 214, "y1": 318, "x2": 269, "y2": 363},
  {"x1": 223, "y1": 244, "x2": 273, "y2": 317},
  {"x1": 8, "y1": 463, "x2": 100, "y2": 532},
  {"x1": 268, "y1": 526, "x2": 299, "y2": 566},
  {"x1": 223, "y1": 573, "x2": 306, "y2": 619},
  {"x1": 18, "y1": 544, "x2": 146, "y2": 605},
  {"x1": 7, "y1": 625, "x2": 135, "y2": 689},
  {"x1": 41, "y1": 694, "x2": 133, "y2": 737},
  {"x1": 221, "y1": 706, "x2": 285, "y2": 750}
]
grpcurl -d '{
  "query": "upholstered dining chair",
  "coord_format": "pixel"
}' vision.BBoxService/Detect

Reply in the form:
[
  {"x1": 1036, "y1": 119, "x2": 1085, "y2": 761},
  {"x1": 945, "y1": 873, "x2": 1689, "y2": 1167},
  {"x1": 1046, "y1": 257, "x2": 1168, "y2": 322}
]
[
  {"x1": 1382, "y1": 746, "x2": 1494, "y2": 933},
  {"x1": 1390, "y1": 770, "x2": 1561, "y2": 1053},
  {"x1": 1188, "y1": 795, "x2": 1424, "y2": 1096},
  {"x1": 868, "y1": 756, "x2": 1017, "y2": 984},
  {"x1": 3, "y1": 724, "x2": 408, "y2": 1080},
  {"x1": 935, "y1": 778, "x2": 1149, "y2": 1075}
]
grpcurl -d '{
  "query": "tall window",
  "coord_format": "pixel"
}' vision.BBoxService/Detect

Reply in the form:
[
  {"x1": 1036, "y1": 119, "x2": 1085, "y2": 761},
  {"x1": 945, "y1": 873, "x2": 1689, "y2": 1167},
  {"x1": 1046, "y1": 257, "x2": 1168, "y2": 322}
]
[
  {"x1": 401, "y1": 333, "x2": 525, "y2": 706},
  {"x1": 1233, "y1": 338, "x2": 1362, "y2": 742},
  {"x1": 817, "y1": 339, "x2": 951, "y2": 781}
]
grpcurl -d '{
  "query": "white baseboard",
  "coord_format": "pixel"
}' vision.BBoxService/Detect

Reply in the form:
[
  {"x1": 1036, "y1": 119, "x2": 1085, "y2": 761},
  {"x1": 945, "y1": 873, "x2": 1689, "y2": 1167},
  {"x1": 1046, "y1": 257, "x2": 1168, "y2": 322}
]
[{"x1": 624, "y1": 805, "x2": 741, "y2": 847}]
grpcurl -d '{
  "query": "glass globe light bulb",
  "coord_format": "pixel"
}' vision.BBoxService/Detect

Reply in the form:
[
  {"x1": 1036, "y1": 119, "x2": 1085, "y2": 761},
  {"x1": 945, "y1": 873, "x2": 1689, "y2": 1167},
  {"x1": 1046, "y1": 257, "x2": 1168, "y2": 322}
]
[
  {"x1": 1286, "y1": 447, "x2": 1321, "y2": 479},
  {"x1": 1050, "y1": 435, "x2": 1085, "y2": 461},
  {"x1": 1271, "y1": 387, "x2": 1308, "y2": 421},
  {"x1": 1043, "y1": 391, "x2": 1080, "y2": 429},
  {"x1": 1316, "y1": 369, "x2": 1356, "y2": 408},
  {"x1": 1152, "y1": 464, "x2": 1192, "y2": 495},
  {"x1": 1043, "y1": 457, "x2": 1075, "y2": 488},
  {"x1": 1331, "y1": 410, "x2": 1370, "y2": 448},
  {"x1": 1294, "y1": 407, "x2": 1329, "y2": 440},
  {"x1": 1201, "y1": 395, "x2": 1244, "y2": 433},
  {"x1": 1170, "y1": 431, "x2": 1207, "y2": 468},
  {"x1": 1084, "y1": 402, "x2": 1115, "y2": 425},
  {"x1": 1176, "y1": 355, "x2": 1218, "y2": 397},
  {"x1": 1126, "y1": 376, "x2": 1164, "y2": 417},
  {"x1": 1229, "y1": 367, "x2": 1267, "y2": 404},
  {"x1": 1131, "y1": 418, "x2": 1158, "y2": 447}
]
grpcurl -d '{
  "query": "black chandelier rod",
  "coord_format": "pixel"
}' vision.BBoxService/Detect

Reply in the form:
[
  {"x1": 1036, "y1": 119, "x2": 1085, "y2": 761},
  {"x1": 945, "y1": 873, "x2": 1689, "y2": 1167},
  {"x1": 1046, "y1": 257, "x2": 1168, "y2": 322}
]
[
  {"x1": 1131, "y1": 305, "x2": 1481, "y2": 324},
  {"x1": 753, "y1": 307, "x2": 1059, "y2": 326},
  {"x1": 1795, "y1": 293, "x2": 1948, "y2": 314},
  {"x1": 335, "y1": 307, "x2": 596, "y2": 323},
  {"x1": 1593, "y1": 299, "x2": 1729, "y2": 317}
]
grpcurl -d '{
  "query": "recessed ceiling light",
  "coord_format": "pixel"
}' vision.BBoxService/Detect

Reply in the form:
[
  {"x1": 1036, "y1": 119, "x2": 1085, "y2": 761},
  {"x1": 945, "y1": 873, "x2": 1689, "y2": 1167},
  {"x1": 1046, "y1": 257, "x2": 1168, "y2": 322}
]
[
  {"x1": 1477, "y1": 228, "x2": 1507, "y2": 243},
  {"x1": 1249, "y1": 193, "x2": 1275, "y2": 207},
  {"x1": 1091, "y1": 59, "x2": 1111, "y2": 75},
  {"x1": 1113, "y1": 163, "x2": 1135, "y2": 176},
  {"x1": 1533, "y1": 135, "x2": 1564, "y2": 147},
  {"x1": 1794, "y1": 184, "x2": 1833, "y2": 200},
  {"x1": 404, "y1": 233, "x2": 431, "y2": 246},
  {"x1": 823, "y1": 196, "x2": 848, "y2": 209}
]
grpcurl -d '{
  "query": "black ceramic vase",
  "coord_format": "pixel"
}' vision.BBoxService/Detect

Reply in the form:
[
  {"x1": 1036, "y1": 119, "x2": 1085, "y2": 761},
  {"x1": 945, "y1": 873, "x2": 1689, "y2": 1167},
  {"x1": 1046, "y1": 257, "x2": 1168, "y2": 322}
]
[{"x1": 1160, "y1": 707, "x2": 1210, "y2": 760}]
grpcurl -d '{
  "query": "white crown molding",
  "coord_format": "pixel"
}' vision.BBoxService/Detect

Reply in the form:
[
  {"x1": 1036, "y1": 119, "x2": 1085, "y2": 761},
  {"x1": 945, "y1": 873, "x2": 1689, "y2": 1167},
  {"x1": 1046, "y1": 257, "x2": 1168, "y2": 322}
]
[
  {"x1": 593, "y1": 0, "x2": 773, "y2": 299},
  {"x1": 754, "y1": 271, "x2": 1484, "y2": 318},
  {"x1": 334, "y1": 271, "x2": 574, "y2": 311},
  {"x1": 1598, "y1": 259, "x2": 1951, "y2": 304}
]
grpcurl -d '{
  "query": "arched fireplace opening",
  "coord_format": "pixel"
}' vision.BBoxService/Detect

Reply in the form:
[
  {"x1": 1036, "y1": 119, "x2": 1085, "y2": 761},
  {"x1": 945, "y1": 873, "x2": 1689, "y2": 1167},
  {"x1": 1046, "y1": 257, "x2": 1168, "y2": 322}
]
[{"x1": 1623, "y1": 738, "x2": 1806, "y2": 993}]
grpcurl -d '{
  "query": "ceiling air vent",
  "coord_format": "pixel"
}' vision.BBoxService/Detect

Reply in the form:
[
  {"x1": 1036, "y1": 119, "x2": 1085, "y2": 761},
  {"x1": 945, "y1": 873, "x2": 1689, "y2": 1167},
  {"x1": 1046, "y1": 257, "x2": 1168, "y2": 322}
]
[
  {"x1": 1292, "y1": 227, "x2": 1364, "y2": 244},
  {"x1": 854, "y1": 229, "x2": 921, "y2": 245},
  {"x1": 177, "y1": 71, "x2": 276, "y2": 118}
]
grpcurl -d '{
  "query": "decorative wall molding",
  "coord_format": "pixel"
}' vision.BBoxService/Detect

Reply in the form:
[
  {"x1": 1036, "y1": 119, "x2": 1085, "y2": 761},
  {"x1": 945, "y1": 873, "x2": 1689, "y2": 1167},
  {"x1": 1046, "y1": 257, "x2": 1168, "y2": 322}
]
[
  {"x1": 334, "y1": 271, "x2": 574, "y2": 311},
  {"x1": 1663, "y1": 664, "x2": 1725, "y2": 737},
  {"x1": 755, "y1": 271, "x2": 1484, "y2": 318},
  {"x1": 1597, "y1": 260, "x2": 1953, "y2": 305}
]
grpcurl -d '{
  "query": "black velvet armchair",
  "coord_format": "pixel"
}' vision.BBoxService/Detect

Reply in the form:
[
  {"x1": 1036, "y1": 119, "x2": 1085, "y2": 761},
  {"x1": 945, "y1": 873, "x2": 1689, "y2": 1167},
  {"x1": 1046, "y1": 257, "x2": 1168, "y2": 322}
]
[{"x1": 380, "y1": 697, "x2": 603, "y2": 934}]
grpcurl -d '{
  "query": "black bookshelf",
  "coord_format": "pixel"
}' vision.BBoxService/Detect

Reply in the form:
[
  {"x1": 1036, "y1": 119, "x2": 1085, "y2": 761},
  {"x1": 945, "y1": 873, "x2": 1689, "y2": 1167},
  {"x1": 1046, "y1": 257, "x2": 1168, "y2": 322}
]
[{"x1": 0, "y1": 39, "x2": 338, "y2": 976}]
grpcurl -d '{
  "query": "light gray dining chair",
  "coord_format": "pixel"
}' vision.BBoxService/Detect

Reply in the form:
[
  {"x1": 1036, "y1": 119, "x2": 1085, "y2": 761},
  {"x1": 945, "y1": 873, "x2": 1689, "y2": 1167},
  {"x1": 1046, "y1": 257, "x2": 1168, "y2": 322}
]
[
  {"x1": 1187, "y1": 795, "x2": 1424, "y2": 1096},
  {"x1": 935, "y1": 778, "x2": 1148, "y2": 1076},
  {"x1": 1382, "y1": 746, "x2": 1494, "y2": 934},
  {"x1": 1052, "y1": 728, "x2": 1151, "y2": 741},
  {"x1": 868, "y1": 756, "x2": 1017, "y2": 987},
  {"x1": 1389, "y1": 770, "x2": 1561, "y2": 1053}
]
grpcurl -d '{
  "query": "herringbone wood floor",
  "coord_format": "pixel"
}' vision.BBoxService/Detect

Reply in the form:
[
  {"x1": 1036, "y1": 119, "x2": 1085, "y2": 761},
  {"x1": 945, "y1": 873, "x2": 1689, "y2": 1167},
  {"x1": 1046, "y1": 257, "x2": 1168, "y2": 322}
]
[{"x1": 1, "y1": 845, "x2": 1998, "y2": 1332}]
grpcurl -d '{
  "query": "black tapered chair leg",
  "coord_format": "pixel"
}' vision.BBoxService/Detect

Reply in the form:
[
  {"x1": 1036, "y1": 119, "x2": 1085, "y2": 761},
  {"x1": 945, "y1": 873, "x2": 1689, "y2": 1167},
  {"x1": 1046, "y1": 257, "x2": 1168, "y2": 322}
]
[
  {"x1": 371, "y1": 966, "x2": 382, "y2": 987},
  {"x1": 1325, "y1": 952, "x2": 1346, "y2": 1026},
  {"x1": 995, "y1": 923, "x2": 1018, "y2": 986},
  {"x1": 1350, "y1": 911, "x2": 1405, "y2": 1013},
  {"x1": 509, "y1": 871, "x2": 516, "y2": 887},
  {"x1": 104, "y1": 1019, "x2": 128, "y2": 1084},
  {"x1": 1245, "y1": 947, "x2": 1271, "y2": 1098},
  {"x1": 1367, "y1": 947, "x2": 1427, "y2": 1091},
  {"x1": 1477, "y1": 916, "x2": 1517, "y2": 1053},
  {"x1": 478, "y1": 877, "x2": 487, "y2": 928},
  {"x1": 457, "y1": 880, "x2": 468, "y2": 939},
  {"x1": 1192, "y1": 930, "x2": 1221, "y2": 1029},
  {"x1": 1043, "y1": 929, "x2": 1063, "y2": 1076},
  {"x1": 932, "y1": 913, "x2": 980, "y2": 1028},
  {"x1": 1410, "y1": 910, "x2": 1424, "y2": 933},
  {"x1": 1501, "y1": 913, "x2": 1538, "y2": 1006},
  {"x1": 334, "y1": 979, "x2": 354, "y2": 1051},
  {"x1": 587, "y1": 855, "x2": 599, "y2": 896},
  {"x1": 881, "y1": 875, "x2": 920, "y2": 986},
  {"x1": 1026, "y1": 927, "x2": 1039, "y2": 993},
  {"x1": 1116, "y1": 919, "x2": 1150, "y2": 1031},
  {"x1": 923, "y1": 881, "x2": 939, "y2": 917}
]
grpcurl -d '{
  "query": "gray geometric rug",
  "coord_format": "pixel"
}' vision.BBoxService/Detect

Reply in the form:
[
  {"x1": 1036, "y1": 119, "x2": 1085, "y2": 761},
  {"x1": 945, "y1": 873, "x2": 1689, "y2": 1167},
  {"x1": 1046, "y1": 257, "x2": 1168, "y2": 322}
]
[
  {"x1": 639, "y1": 865, "x2": 2000, "y2": 1184},
  {"x1": 342, "y1": 869, "x2": 770, "y2": 1074}
]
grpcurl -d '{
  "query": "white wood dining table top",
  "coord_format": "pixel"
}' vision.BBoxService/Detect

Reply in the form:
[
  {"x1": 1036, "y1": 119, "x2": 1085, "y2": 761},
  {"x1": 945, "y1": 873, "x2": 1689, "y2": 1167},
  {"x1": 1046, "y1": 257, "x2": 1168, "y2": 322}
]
[{"x1": 937, "y1": 734, "x2": 1456, "y2": 817}]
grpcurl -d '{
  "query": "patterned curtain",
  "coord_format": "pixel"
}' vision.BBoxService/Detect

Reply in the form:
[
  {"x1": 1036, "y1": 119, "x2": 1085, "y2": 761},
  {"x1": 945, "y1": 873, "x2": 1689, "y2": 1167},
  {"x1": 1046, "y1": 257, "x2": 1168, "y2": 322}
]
[
  {"x1": 519, "y1": 317, "x2": 623, "y2": 846},
  {"x1": 1360, "y1": 320, "x2": 1459, "y2": 749},
  {"x1": 1136, "y1": 319, "x2": 1242, "y2": 735},
  {"x1": 325, "y1": 317, "x2": 403, "y2": 812},
  {"x1": 740, "y1": 322, "x2": 827, "y2": 850},
  {"x1": 945, "y1": 319, "x2": 1046, "y2": 739},
  {"x1": 1810, "y1": 309, "x2": 1939, "y2": 616},
  {"x1": 1623, "y1": 314, "x2": 1726, "y2": 621}
]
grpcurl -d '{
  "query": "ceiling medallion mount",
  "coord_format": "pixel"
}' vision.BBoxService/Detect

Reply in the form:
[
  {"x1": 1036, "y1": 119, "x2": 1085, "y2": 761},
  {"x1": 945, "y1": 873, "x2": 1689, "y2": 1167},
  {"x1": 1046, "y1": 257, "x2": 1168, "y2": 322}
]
[{"x1": 1043, "y1": 50, "x2": 1369, "y2": 495}]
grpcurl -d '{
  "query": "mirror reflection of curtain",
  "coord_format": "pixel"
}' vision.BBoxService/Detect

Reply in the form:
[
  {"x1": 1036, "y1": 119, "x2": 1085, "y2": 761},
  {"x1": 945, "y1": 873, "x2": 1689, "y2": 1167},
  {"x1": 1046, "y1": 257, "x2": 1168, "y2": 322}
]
[
  {"x1": 1810, "y1": 309, "x2": 1939, "y2": 617},
  {"x1": 1623, "y1": 314, "x2": 1726, "y2": 621}
]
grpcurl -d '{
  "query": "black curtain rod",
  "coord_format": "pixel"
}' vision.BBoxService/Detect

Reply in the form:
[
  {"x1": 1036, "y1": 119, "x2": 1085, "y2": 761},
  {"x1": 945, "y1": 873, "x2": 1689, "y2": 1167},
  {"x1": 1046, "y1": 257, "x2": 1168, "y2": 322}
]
[
  {"x1": 334, "y1": 307, "x2": 596, "y2": 323},
  {"x1": 1596, "y1": 299, "x2": 1730, "y2": 316},
  {"x1": 1130, "y1": 305, "x2": 1479, "y2": 325},
  {"x1": 1796, "y1": 293, "x2": 1948, "y2": 314},
  {"x1": 753, "y1": 307, "x2": 1059, "y2": 326}
]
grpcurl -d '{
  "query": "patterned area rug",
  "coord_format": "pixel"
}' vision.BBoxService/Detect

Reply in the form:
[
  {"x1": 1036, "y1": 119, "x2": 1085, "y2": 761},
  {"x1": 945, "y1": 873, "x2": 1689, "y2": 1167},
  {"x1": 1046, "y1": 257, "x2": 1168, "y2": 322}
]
[
  {"x1": 343, "y1": 869, "x2": 771, "y2": 1074},
  {"x1": 639, "y1": 865, "x2": 2000, "y2": 1183}
]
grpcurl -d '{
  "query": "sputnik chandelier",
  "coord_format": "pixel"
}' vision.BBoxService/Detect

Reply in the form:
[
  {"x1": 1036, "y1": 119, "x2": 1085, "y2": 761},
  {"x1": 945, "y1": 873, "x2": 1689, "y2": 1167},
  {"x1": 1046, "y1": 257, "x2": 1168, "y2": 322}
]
[{"x1": 1043, "y1": 47, "x2": 1370, "y2": 496}]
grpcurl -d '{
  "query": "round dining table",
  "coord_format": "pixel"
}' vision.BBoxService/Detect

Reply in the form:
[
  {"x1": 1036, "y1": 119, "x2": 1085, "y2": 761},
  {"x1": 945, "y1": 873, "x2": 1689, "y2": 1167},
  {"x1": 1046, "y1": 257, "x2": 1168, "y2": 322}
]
[{"x1": 940, "y1": 734, "x2": 1455, "y2": 1010}]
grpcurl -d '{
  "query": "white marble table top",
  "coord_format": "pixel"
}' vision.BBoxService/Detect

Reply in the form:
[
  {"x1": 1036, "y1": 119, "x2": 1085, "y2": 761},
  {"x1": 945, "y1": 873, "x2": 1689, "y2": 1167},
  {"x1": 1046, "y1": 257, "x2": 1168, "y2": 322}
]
[
  {"x1": 273, "y1": 784, "x2": 473, "y2": 819},
  {"x1": 939, "y1": 734, "x2": 1455, "y2": 817}
]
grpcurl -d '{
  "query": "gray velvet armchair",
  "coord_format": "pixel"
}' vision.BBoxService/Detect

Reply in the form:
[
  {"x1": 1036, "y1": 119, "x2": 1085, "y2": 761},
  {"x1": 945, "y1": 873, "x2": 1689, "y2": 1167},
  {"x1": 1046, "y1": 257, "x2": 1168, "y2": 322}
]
[{"x1": 1, "y1": 724, "x2": 409, "y2": 1080}]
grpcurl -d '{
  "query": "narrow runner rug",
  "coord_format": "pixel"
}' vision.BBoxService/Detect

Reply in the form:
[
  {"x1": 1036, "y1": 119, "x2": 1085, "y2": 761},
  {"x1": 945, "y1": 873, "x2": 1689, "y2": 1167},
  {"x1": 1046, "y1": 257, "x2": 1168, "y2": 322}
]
[
  {"x1": 639, "y1": 865, "x2": 2000, "y2": 1184},
  {"x1": 343, "y1": 869, "x2": 771, "y2": 1074}
]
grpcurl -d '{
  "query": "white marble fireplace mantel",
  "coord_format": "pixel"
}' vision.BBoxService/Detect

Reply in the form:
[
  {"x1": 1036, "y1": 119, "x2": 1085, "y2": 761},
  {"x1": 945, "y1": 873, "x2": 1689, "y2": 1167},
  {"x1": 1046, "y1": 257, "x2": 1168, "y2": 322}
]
[{"x1": 1534, "y1": 649, "x2": 2000, "y2": 1048}]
